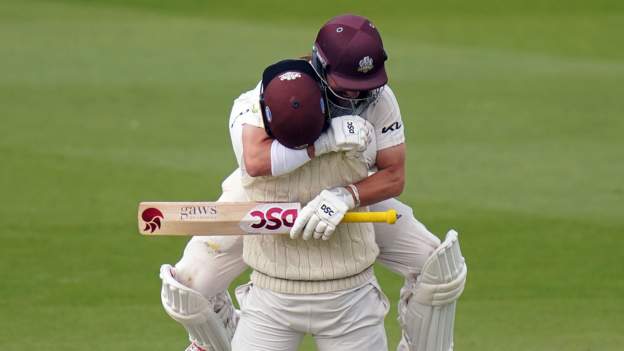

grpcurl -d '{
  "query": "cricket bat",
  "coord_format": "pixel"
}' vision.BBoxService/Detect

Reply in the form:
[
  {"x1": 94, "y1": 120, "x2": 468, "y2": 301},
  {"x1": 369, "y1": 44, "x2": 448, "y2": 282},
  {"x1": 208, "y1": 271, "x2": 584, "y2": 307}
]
[{"x1": 138, "y1": 202, "x2": 397, "y2": 236}]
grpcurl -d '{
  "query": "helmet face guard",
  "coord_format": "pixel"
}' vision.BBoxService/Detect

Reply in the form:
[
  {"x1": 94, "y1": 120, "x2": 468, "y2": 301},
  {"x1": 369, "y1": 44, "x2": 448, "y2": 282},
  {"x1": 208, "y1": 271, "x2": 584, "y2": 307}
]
[
  {"x1": 311, "y1": 14, "x2": 389, "y2": 117},
  {"x1": 311, "y1": 46, "x2": 383, "y2": 117}
]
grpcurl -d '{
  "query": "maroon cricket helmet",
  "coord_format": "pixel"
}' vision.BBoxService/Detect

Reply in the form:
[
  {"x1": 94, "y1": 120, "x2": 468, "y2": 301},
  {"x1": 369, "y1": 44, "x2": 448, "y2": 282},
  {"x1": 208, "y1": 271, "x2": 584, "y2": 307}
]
[
  {"x1": 260, "y1": 59, "x2": 329, "y2": 149},
  {"x1": 314, "y1": 14, "x2": 388, "y2": 91}
]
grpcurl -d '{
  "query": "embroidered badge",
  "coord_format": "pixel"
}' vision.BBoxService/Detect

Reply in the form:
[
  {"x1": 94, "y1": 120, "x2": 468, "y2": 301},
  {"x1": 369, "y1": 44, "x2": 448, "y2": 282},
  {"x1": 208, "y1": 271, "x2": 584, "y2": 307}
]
[
  {"x1": 279, "y1": 72, "x2": 302, "y2": 81},
  {"x1": 357, "y1": 56, "x2": 374, "y2": 73}
]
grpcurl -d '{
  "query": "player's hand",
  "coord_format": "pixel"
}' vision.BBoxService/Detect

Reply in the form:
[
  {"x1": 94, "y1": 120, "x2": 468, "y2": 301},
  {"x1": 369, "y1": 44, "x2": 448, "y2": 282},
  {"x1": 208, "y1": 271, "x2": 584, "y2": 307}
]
[
  {"x1": 345, "y1": 121, "x2": 377, "y2": 167},
  {"x1": 290, "y1": 188, "x2": 356, "y2": 241},
  {"x1": 314, "y1": 115, "x2": 373, "y2": 156}
]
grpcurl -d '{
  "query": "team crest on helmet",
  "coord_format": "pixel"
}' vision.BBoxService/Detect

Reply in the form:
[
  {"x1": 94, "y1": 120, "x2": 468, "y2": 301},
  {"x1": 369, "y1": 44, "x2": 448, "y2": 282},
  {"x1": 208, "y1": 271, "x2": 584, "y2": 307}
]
[
  {"x1": 357, "y1": 56, "x2": 374, "y2": 73},
  {"x1": 279, "y1": 72, "x2": 302, "y2": 81}
]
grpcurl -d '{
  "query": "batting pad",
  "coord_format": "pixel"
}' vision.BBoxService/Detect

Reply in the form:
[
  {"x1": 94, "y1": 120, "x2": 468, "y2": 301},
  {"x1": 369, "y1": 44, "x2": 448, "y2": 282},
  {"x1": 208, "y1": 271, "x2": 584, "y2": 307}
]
[
  {"x1": 160, "y1": 264, "x2": 235, "y2": 351},
  {"x1": 398, "y1": 230, "x2": 467, "y2": 351}
]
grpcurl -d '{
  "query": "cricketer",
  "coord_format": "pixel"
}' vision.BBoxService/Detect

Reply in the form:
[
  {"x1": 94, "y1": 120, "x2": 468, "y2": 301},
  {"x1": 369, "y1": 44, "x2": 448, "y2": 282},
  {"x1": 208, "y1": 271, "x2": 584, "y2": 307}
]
[{"x1": 158, "y1": 14, "x2": 467, "y2": 351}]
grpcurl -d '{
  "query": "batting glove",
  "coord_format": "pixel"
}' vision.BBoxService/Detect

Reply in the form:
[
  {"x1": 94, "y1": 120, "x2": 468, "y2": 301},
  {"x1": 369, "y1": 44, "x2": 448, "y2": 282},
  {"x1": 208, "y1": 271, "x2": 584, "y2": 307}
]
[
  {"x1": 290, "y1": 187, "x2": 356, "y2": 241},
  {"x1": 345, "y1": 121, "x2": 377, "y2": 168},
  {"x1": 314, "y1": 115, "x2": 373, "y2": 156}
]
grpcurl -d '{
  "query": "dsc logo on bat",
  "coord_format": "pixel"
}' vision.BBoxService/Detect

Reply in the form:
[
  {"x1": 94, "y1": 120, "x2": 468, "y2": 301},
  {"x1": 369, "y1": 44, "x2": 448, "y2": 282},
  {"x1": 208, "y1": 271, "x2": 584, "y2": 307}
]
[{"x1": 248, "y1": 206, "x2": 298, "y2": 231}]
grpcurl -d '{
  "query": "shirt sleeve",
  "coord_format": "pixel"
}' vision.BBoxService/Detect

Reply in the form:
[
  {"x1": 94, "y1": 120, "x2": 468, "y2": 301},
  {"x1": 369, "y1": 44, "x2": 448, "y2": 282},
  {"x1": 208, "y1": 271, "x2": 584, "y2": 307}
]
[
  {"x1": 228, "y1": 84, "x2": 264, "y2": 169},
  {"x1": 367, "y1": 86, "x2": 405, "y2": 151},
  {"x1": 229, "y1": 82, "x2": 264, "y2": 129}
]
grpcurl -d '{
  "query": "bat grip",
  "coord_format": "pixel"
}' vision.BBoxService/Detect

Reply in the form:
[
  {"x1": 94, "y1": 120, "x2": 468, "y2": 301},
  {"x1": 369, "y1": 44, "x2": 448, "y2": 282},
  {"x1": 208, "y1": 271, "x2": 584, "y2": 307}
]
[{"x1": 342, "y1": 209, "x2": 397, "y2": 224}]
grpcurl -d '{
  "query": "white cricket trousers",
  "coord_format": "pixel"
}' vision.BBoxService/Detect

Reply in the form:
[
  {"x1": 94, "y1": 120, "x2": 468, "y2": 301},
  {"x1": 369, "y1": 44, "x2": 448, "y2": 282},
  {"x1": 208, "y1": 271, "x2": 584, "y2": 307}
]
[{"x1": 231, "y1": 279, "x2": 390, "y2": 351}]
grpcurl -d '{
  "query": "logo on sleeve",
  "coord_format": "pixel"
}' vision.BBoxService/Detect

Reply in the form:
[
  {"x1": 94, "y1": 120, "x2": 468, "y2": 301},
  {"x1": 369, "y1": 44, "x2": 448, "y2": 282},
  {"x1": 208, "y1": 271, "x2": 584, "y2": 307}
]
[{"x1": 382, "y1": 121, "x2": 402, "y2": 134}]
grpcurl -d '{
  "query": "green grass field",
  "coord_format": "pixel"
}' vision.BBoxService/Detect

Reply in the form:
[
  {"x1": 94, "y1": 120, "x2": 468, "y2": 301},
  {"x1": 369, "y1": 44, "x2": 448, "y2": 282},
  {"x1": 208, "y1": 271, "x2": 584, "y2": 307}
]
[{"x1": 1, "y1": 0, "x2": 623, "y2": 350}]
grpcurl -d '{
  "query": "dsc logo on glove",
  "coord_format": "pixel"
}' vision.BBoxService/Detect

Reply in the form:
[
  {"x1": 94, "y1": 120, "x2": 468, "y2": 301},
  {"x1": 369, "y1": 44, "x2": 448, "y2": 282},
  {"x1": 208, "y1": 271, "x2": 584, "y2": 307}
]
[
  {"x1": 346, "y1": 121, "x2": 355, "y2": 134},
  {"x1": 320, "y1": 204, "x2": 335, "y2": 217}
]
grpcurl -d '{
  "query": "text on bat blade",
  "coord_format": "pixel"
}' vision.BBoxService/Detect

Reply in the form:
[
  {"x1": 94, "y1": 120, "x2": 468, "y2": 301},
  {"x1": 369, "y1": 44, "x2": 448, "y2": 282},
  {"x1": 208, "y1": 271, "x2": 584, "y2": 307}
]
[{"x1": 179, "y1": 205, "x2": 218, "y2": 220}]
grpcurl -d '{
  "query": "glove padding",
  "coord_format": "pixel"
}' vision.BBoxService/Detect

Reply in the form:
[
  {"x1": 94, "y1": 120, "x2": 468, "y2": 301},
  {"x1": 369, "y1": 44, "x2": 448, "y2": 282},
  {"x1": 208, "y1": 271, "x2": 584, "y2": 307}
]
[
  {"x1": 345, "y1": 118, "x2": 377, "y2": 168},
  {"x1": 290, "y1": 187, "x2": 356, "y2": 241},
  {"x1": 314, "y1": 115, "x2": 373, "y2": 156}
]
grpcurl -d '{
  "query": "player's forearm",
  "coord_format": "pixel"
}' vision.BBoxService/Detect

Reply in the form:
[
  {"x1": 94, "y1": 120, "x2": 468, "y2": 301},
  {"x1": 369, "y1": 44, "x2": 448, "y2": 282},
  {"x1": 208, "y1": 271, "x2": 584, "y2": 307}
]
[
  {"x1": 242, "y1": 125, "x2": 314, "y2": 177},
  {"x1": 352, "y1": 164, "x2": 404, "y2": 207},
  {"x1": 242, "y1": 126, "x2": 273, "y2": 177},
  {"x1": 245, "y1": 142, "x2": 313, "y2": 177},
  {"x1": 350, "y1": 143, "x2": 406, "y2": 207}
]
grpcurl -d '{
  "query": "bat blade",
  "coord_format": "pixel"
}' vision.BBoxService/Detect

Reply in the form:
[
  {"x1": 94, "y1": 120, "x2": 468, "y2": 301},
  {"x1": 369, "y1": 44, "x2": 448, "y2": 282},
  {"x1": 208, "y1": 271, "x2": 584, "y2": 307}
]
[
  {"x1": 138, "y1": 202, "x2": 300, "y2": 236},
  {"x1": 137, "y1": 202, "x2": 397, "y2": 236}
]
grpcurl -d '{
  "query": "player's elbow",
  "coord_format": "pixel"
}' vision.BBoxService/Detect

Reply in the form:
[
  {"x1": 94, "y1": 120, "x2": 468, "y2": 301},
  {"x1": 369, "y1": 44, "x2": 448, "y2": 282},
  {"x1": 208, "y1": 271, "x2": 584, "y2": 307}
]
[
  {"x1": 245, "y1": 165, "x2": 262, "y2": 177},
  {"x1": 244, "y1": 154, "x2": 270, "y2": 177},
  {"x1": 389, "y1": 172, "x2": 405, "y2": 197},
  {"x1": 386, "y1": 165, "x2": 405, "y2": 197},
  {"x1": 244, "y1": 158, "x2": 263, "y2": 177}
]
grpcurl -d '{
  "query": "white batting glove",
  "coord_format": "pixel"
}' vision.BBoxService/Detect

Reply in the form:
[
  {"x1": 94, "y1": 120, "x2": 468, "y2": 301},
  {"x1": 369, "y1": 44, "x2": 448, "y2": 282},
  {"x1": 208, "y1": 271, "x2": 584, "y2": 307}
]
[
  {"x1": 290, "y1": 187, "x2": 356, "y2": 241},
  {"x1": 314, "y1": 115, "x2": 373, "y2": 156},
  {"x1": 345, "y1": 119, "x2": 377, "y2": 167}
]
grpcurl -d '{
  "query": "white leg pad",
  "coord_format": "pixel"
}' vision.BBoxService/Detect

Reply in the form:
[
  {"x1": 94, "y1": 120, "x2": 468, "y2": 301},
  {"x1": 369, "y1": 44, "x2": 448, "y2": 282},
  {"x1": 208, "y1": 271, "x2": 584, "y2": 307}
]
[
  {"x1": 160, "y1": 264, "x2": 237, "y2": 351},
  {"x1": 398, "y1": 230, "x2": 467, "y2": 351}
]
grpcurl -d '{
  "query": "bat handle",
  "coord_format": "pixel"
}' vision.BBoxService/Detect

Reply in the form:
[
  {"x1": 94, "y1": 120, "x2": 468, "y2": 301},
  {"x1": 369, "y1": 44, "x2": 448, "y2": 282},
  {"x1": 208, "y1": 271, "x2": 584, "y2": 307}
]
[{"x1": 342, "y1": 209, "x2": 397, "y2": 224}]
